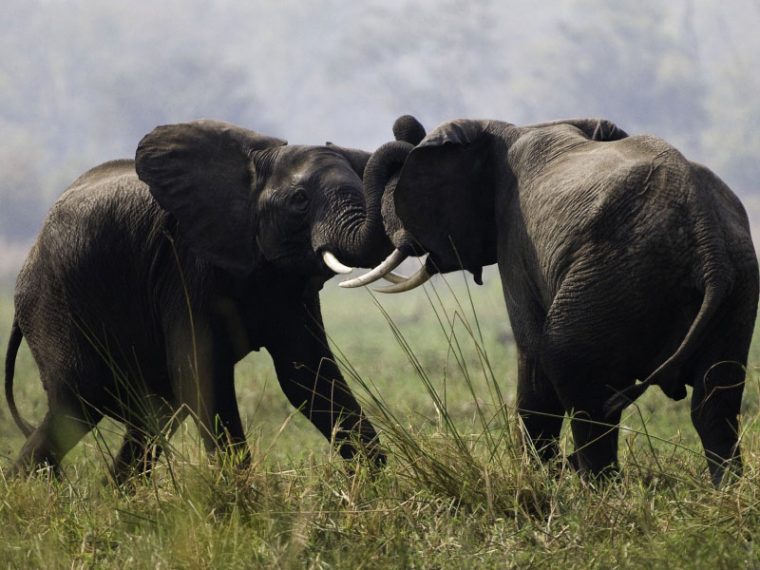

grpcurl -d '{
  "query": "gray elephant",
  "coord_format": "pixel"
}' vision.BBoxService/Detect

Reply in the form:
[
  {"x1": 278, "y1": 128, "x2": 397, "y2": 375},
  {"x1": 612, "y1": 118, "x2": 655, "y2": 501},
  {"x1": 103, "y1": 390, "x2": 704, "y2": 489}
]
[
  {"x1": 4, "y1": 120, "x2": 393, "y2": 482},
  {"x1": 345, "y1": 116, "x2": 759, "y2": 485}
]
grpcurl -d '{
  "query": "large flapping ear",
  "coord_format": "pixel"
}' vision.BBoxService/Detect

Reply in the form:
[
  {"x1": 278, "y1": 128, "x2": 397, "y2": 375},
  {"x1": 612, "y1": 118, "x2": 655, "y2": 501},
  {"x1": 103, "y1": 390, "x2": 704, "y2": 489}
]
[
  {"x1": 394, "y1": 119, "x2": 497, "y2": 277},
  {"x1": 135, "y1": 120, "x2": 286, "y2": 274}
]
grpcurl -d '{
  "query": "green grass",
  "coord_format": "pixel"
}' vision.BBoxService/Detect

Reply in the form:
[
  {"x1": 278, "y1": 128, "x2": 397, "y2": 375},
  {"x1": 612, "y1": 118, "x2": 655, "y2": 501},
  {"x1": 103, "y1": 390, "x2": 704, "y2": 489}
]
[{"x1": 1, "y1": 268, "x2": 760, "y2": 568}]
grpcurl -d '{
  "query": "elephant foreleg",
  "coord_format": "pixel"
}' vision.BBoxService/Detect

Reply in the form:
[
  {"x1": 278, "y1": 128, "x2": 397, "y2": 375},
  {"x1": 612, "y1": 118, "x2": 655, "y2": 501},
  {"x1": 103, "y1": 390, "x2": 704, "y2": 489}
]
[
  {"x1": 184, "y1": 358, "x2": 249, "y2": 467},
  {"x1": 197, "y1": 362, "x2": 249, "y2": 467},
  {"x1": 110, "y1": 404, "x2": 187, "y2": 484},
  {"x1": 265, "y1": 295, "x2": 384, "y2": 466},
  {"x1": 270, "y1": 346, "x2": 384, "y2": 465},
  {"x1": 167, "y1": 322, "x2": 250, "y2": 468}
]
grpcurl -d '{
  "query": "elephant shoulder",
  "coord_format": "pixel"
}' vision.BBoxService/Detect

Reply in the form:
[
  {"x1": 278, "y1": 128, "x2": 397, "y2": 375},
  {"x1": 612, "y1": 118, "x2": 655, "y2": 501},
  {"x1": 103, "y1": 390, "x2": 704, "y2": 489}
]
[
  {"x1": 508, "y1": 124, "x2": 593, "y2": 173},
  {"x1": 612, "y1": 134, "x2": 682, "y2": 160},
  {"x1": 31, "y1": 160, "x2": 178, "y2": 307},
  {"x1": 67, "y1": 159, "x2": 139, "y2": 190},
  {"x1": 43, "y1": 160, "x2": 168, "y2": 259},
  {"x1": 57, "y1": 159, "x2": 155, "y2": 212}
]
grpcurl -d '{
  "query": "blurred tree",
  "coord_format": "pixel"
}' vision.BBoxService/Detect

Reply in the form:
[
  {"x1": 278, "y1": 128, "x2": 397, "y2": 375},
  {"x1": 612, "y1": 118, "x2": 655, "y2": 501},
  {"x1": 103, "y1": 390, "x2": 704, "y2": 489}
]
[
  {"x1": 324, "y1": 0, "x2": 508, "y2": 142},
  {"x1": 0, "y1": 0, "x2": 757, "y2": 247},
  {"x1": 0, "y1": 0, "x2": 275, "y2": 241},
  {"x1": 525, "y1": 0, "x2": 707, "y2": 153},
  {"x1": 703, "y1": 65, "x2": 760, "y2": 197},
  {"x1": 698, "y1": 0, "x2": 760, "y2": 199},
  {"x1": 0, "y1": 123, "x2": 48, "y2": 239}
]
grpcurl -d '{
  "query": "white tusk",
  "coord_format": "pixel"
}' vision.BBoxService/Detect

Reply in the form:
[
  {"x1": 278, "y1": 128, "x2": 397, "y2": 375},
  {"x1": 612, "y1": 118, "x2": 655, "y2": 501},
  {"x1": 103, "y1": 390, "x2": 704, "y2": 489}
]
[
  {"x1": 373, "y1": 265, "x2": 432, "y2": 293},
  {"x1": 382, "y1": 271, "x2": 406, "y2": 284},
  {"x1": 338, "y1": 248, "x2": 408, "y2": 288},
  {"x1": 322, "y1": 251, "x2": 353, "y2": 274}
]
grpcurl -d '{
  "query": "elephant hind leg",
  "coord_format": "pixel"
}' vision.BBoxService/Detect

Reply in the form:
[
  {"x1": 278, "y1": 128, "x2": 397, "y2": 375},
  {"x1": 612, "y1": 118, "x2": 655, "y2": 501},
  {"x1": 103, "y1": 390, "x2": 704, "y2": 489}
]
[
  {"x1": 538, "y1": 346, "x2": 624, "y2": 478},
  {"x1": 567, "y1": 405, "x2": 622, "y2": 479},
  {"x1": 690, "y1": 363, "x2": 744, "y2": 487},
  {"x1": 688, "y1": 302, "x2": 755, "y2": 485},
  {"x1": 537, "y1": 339, "x2": 625, "y2": 478},
  {"x1": 516, "y1": 351, "x2": 565, "y2": 463},
  {"x1": 11, "y1": 406, "x2": 101, "y2": 477}
]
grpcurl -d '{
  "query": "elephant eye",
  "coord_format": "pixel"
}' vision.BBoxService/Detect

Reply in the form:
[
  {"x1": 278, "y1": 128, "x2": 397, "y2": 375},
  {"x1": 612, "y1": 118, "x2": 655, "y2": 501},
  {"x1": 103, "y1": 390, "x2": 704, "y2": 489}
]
[{"x1": 290, "y1": 188, "x2": 310, "y2": 214}]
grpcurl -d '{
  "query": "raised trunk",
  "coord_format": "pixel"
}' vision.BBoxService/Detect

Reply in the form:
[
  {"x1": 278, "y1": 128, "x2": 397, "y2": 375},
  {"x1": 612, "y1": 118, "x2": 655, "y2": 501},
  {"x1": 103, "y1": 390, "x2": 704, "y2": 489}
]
[
  {"x1": 392, "y1": 115, "x2": 427, "y2": 146},
  {"x1": 332, "y1": 140, "x2": 415, "y2": 267},
  {"x1": 370, "y1": 140, "x2": 417, "y2": 253}
]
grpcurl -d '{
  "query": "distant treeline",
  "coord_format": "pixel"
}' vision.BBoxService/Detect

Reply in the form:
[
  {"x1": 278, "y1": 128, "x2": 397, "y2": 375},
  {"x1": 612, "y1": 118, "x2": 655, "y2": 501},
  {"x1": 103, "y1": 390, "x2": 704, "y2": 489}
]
[{"x1": 1, "y1": 0, "x2": 758, "y2": 241}]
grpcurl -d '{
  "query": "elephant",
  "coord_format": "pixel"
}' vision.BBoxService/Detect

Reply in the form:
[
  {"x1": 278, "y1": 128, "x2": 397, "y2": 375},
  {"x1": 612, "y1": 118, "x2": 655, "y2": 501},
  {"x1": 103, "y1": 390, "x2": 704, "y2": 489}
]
[
  {"x1": 4, "y1": 119, "x2": 395, "y2": 483},
  {"x1": 344, "y1": 115, "x2": 759, "y2": 486}
]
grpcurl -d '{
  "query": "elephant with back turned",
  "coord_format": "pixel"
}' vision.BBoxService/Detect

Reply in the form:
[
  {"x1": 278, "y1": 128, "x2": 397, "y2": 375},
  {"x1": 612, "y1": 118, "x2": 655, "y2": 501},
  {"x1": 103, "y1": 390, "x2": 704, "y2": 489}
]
[
  {"x1": 4, "y1": 120, "x2": 400, "y2": 482},
  {"x1": 347, "y1": 115, "x2": 758, "y2": 485}
]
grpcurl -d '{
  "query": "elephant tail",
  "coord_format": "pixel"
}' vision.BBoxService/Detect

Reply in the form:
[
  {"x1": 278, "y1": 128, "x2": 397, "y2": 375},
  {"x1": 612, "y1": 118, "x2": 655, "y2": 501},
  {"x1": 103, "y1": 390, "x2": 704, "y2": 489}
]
[
  {"x1": 605, "y1": 280, "x2": 728, "y2": 416},
  {"x1": 5, "y1": 320, "x2": 34, "y2": 437}
]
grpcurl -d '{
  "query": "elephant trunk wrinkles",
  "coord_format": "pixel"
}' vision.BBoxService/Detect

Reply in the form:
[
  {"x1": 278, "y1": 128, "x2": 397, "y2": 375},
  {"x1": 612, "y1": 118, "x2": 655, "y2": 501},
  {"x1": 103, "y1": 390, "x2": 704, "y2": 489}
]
[
  {"x1": 329, "y1": 190, "x2": 391, "y2": 267},
  {"x1": 332, "y1": 208, "x2": 381, "y2": 265},
  {"x1": 329, "y1": 173, "x2": 392, "y2": 268},
  {"x1": 330, "y1": 142, "x2": 414, "y2": 268},
  {"x1": 363, "y1": 140, "x2": 416, "y2": 252}
]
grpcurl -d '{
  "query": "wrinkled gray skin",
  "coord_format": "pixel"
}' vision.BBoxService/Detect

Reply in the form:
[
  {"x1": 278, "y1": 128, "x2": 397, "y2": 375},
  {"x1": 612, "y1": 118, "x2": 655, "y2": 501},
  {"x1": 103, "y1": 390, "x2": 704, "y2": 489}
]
[
  {"x1": 4, "y1": 120, "x2": 395, "y2": 483},
  {"x1": 367, "y1": 116, "x2": 759, "y2": 485}
]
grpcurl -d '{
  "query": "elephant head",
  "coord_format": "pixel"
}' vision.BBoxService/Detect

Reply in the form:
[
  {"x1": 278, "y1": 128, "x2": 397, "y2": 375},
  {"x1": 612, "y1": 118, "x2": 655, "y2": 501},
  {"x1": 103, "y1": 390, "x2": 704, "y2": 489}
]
[
  {"x1": 135, "y1": 120, "x2": 392, "y2": 280},
  {"x1": 342, "y1": 116, "x2": 628, "y2": 290}
]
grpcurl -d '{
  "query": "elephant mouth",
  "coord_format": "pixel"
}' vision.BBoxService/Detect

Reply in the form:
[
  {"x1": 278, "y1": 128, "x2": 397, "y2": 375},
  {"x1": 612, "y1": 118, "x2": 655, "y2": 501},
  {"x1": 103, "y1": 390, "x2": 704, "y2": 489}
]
[
  {"x1": 262, "y1": 245, "x2": 375, "y2": 283},
  {"x1": 261, "y1": 248, "x2": 327, "y2": 278}
]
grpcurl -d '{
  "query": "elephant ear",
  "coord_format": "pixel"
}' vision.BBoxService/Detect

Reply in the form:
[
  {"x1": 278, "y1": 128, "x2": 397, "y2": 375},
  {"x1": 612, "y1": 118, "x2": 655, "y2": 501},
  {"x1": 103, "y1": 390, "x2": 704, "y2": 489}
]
[
  {"x1": 135, "y1": 120, "x2": 286, "y2": 274},
  {"x1": 395, "y1": 119, "x2": 497, "y2": 279}
]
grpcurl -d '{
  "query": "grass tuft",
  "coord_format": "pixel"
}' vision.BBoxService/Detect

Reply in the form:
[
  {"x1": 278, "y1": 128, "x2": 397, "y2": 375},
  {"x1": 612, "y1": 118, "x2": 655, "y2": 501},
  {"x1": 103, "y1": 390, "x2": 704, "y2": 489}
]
[{"x1": 2, "y1": 274, "x2": 760, "y2": 567}]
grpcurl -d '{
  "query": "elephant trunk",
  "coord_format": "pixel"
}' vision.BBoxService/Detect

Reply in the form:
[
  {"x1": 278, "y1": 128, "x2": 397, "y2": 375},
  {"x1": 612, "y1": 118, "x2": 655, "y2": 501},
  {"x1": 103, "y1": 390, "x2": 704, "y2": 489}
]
[
  {"x1": 326, "y1": 151, "x2": 399, "y2": 269},
  {"x1": 369, "y1": 140, "x2": 417, "y2": 252},
  {"x1": 392, "y1": 114, "x2": 427, "y2": 146},
  {"x1": 339, "y1": 139, "x2": 435, "y2": 290},
  {"x1": 334, "y1": 115, "x2": 430, "y2": 286},
  {"x1": 348, "y1": 115, "x2": 427, "y2": 259}
]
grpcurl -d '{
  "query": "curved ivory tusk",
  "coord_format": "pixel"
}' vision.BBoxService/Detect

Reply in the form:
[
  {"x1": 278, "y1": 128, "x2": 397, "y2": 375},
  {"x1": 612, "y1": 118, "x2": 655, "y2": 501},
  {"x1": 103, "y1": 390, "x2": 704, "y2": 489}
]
[
  {"x1": 382, "y1": 271, "x2": 406, "y2": 284},
  {"x1": 373, "y1": 265, "x2": 432, "y2": 293},
  {"x1": 338, "y1": 248, "x2": 408, "y2": 288},
  {"x1": 322, "y1": 250, "x2": 353, "y2": 274}
]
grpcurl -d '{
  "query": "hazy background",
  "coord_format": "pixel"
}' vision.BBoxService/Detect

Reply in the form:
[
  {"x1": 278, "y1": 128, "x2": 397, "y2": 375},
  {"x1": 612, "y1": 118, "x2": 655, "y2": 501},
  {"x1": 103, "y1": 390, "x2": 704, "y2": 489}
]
[{"x1": 1, "y1": 0, "x2": 759, "y2": 275}]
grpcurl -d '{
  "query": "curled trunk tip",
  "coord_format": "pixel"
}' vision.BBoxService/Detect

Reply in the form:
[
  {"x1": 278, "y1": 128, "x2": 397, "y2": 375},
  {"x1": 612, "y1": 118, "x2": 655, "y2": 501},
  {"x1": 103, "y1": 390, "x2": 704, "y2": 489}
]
[{"x1": 393, "y1": 115, "x2": 426, "y2": 145}]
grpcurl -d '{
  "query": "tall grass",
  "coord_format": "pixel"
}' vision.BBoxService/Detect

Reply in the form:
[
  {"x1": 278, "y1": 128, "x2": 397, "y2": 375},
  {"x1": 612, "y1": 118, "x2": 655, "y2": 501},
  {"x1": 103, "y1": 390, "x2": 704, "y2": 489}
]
[{"x1": 2, "y1": 273, "x2": 760, "y2": 568}]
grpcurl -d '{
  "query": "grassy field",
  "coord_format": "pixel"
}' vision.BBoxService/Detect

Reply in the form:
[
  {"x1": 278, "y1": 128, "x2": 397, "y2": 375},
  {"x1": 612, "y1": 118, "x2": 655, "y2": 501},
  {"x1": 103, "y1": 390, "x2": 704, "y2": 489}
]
[{"x1": 1, "y1": 268, "x2": 760, "y2": 568}]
